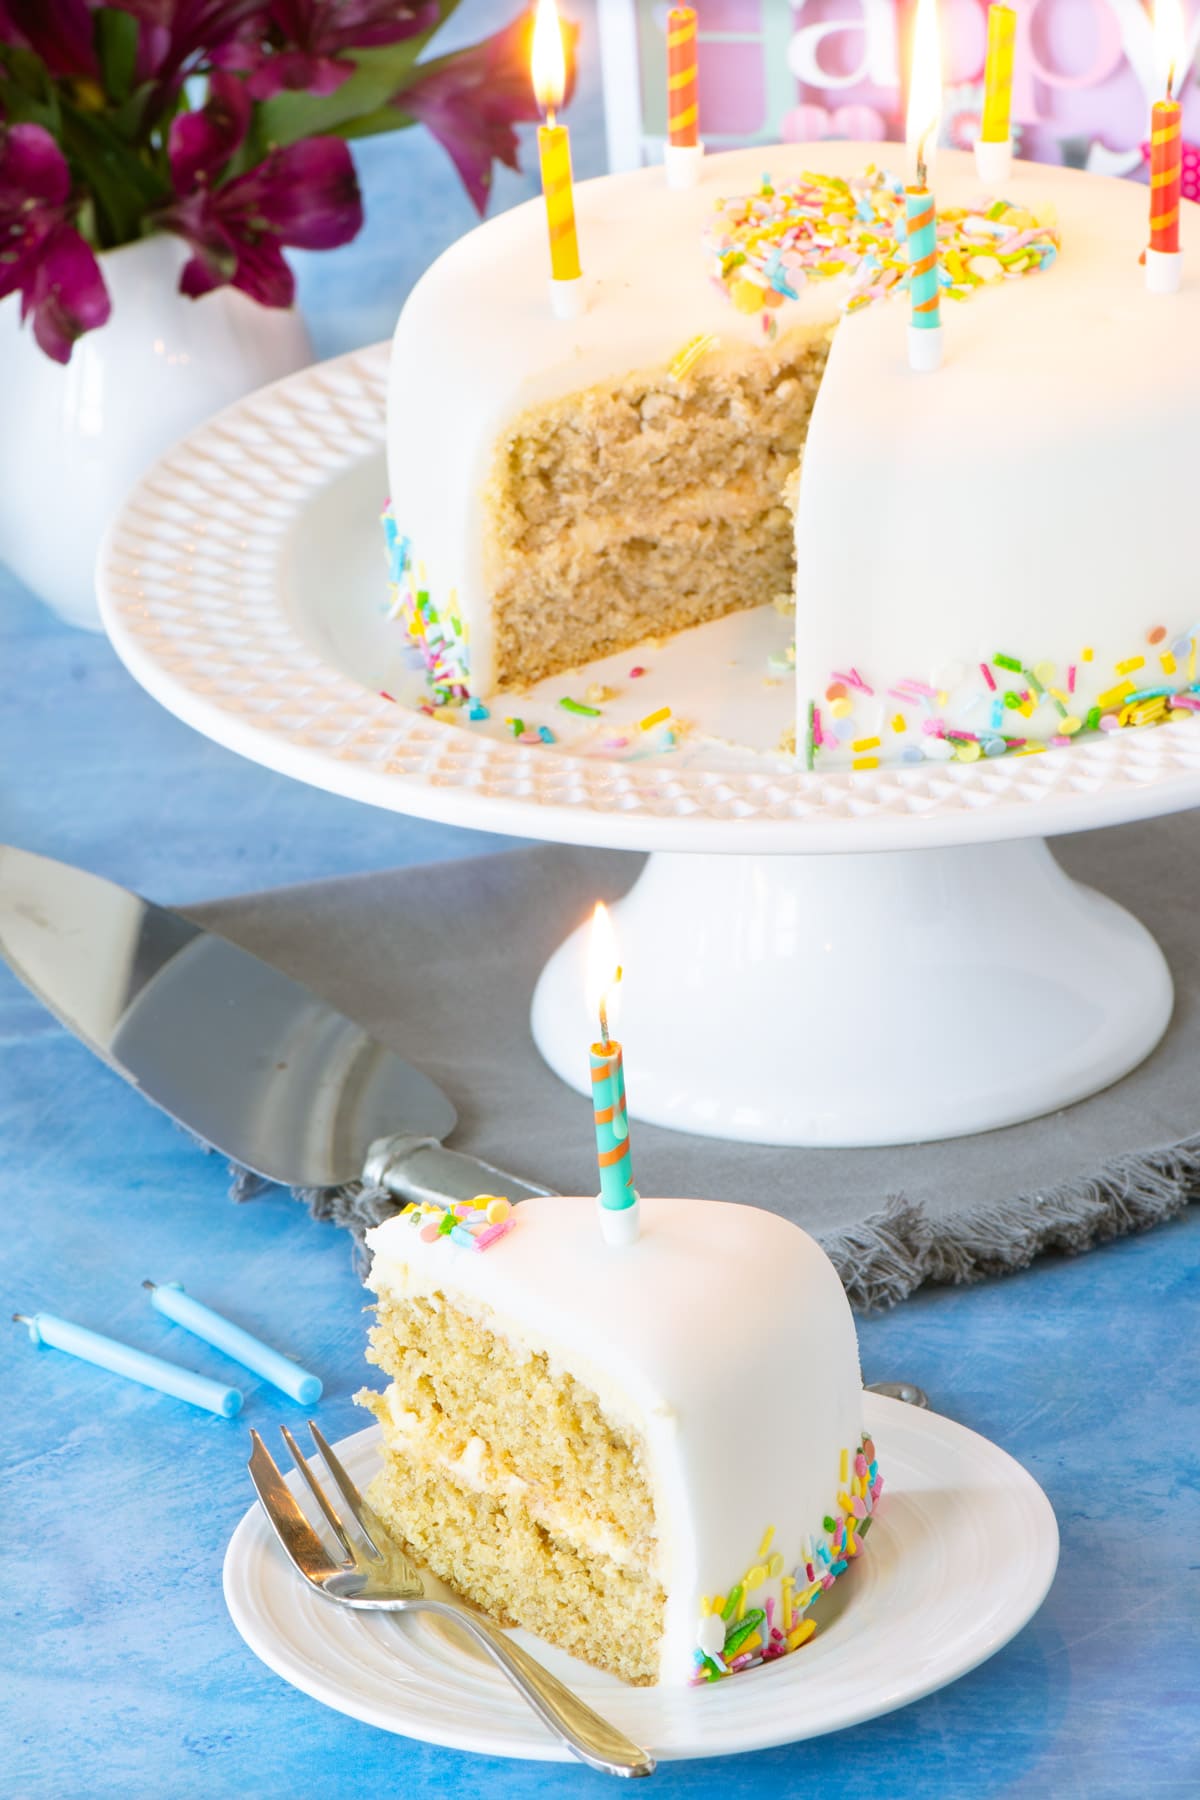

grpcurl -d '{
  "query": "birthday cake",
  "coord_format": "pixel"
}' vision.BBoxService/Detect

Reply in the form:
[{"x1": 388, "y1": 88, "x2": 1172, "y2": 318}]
[
  {"x1": 357, "y1": 1194, "x2": 876, "y2": 1686},
  {"x1": 384, "y1": 140, "x2": 1200, "y2": 770}
]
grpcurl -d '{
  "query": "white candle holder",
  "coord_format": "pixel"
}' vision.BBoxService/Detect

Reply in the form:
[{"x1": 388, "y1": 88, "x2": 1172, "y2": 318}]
[
  {"x1": 1145, "y1": 249, "x2": 1184, "y2": 295},
  {"x1": 665, "y1": 142, "x2": 705, "y2": 190},
  {"x1": 597, "y1": 1193, "x2": 641, "y2": 1246},
  {"x1": 974, "y1": 137, "x2": 1013, "y2": 186},
  {"x1": 908, "y1": 324, "x2": 944, "y2": 372},
  {"x1": 548, "y1": 275, "x2": 587, "y2": 320}
]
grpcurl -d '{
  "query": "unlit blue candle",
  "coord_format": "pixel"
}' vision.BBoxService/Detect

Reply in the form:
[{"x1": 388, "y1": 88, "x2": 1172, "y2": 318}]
[
  {"x1": 145, "y1": 1281, "x2": 322, "y2": 1405},
  {"x1": 13, "y1": 1311, "x2": 242, "y2": 1417}
]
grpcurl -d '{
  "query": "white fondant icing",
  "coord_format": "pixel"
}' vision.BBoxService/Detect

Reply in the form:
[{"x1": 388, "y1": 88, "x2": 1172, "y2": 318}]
[{"x1": 364, "y1": 1195, "x2": 864, "y2": 1685}]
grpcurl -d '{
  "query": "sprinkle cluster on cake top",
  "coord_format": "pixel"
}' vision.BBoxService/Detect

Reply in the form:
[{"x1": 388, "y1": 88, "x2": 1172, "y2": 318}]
[{"x1": 704, "y1": 167, "x2": 1060, "y2": 318}]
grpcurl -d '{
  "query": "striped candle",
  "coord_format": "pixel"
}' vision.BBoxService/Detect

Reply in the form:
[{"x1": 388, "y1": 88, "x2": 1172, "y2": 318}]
[
  {"x1": 591, "y1": 1038, "x2": 635, "y2": 1213},
  {"x1": 538, "y1": 120, "x2": 581, "y2": 284},
  {"x1": 667, "y1": 7, "x2": 699, "y2": 148},
  {"x1": 906, "y1": 187, "x2": 940, "y2": 325},
  {"x1": 532, "y1": 0, "x2": 583, "y2": 315},
  {"x1": 1150, "y1": 98, "x2": 1183, "y2": 255},
  {"x1": 980, "y1": 6, "x2": 1015, "y2": 145}
]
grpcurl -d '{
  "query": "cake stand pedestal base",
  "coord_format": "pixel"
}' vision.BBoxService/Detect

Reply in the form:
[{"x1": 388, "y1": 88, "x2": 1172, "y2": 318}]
[{"x1": 530, "y1": 837, "x2": 1173, "y2": 1147}]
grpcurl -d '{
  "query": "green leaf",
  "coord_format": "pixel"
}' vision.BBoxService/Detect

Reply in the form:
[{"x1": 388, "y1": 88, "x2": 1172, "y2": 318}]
[
  {"x1": 332, "y1": 105, "x2": 420, "y2": 144},
  {"x1": 0, "y1": 45, "x2": 61, "y2": 131},
  {"x1": 58, "y1": 103, "x2": 171, "y2": 248},
  {"x1": 95, "y1": 7, "x2": 139, "y2": 105},
  {"x1": 246, "y1": 0, "x2": 466, "y2": 159}
]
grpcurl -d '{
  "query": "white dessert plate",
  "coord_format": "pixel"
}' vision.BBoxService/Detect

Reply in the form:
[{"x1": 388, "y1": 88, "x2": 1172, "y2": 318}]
[
  {"x1": 222, "y1": 1393, "x2": 1058, "y2": 1762},
  {"x1": 97, "y1": 343, "x2": 1200, "y2": 855}
]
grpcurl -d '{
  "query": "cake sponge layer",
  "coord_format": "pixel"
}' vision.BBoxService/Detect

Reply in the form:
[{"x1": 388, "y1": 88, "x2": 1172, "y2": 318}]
[
  {"x1": 360, "y1": 1426, "x2": 664, "y2": 1686},
  {"x1": 483, "y1": 329, "x2": 831, "y2": 689},
  {"x1": 364, "y1": 1289, "x2": 657, "y2": 1559}
]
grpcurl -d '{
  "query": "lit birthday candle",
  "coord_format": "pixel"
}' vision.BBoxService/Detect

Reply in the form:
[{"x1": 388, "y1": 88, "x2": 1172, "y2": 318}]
[
  {"x1": 587, "y1": 901, "x2": 640, "y2": 1247},
  {"x1": 1146, "y1": 0, "x2": 1186, "y2": 294},
  {"x1": 976, "y1": 5, "x2": 1015, "y2": 185},
  {"x1": 905, "y1": 0, "x2": 944, "y2": 372},
  {"x1": 532, "y1": 0, "x2": 584, "y2": 320},
  {"x1": 665, "y1": 6, "x2": 704, "y2": 189}
]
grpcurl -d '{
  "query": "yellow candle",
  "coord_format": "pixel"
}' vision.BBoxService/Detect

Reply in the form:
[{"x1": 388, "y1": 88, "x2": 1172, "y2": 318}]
[
  {"x1": 537, "y1": 119, "x2": 582, "y2": 283},
  {"x1": 532, "y1": 0, "x2": 582, "y2": 288},
  {"x1": 980, "y1": 5, "x2": 1016, "y2": 145}
]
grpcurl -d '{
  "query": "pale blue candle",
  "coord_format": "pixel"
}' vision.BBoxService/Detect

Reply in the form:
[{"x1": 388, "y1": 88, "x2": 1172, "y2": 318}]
[
  {"x1": 13, "y1": 1311, "x2": 242, "y2": 1417},
  {"x1": 144, "y1": 1281, "x2": 322, "y2": 1405}
]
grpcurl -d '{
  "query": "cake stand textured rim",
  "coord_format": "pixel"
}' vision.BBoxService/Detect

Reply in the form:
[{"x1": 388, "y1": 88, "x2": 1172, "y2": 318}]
[
  {"x1": 96, "y1": 344, "x2": 1200, "y2": 855},
  {"x1": 222, "y1": 1394, "x2": 1060, "y2": 1762}
]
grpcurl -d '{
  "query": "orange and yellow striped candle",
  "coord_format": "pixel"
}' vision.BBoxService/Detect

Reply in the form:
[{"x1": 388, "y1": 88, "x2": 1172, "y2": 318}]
[
  {"x1": 980, "y1": 6, "x2": 1015, "y2": 144},
  {"x1": 531, "y1": 0, "x2": 583, "y2": 309},
  {"x1": 667, "y1": 7, "x2": 699, "y2": 148},
  {"x1": 1150, "y1": 99, "x2": 1182, "y2": 255},
  {"x1": 537, "y1": 119, "x2": 581, "y2": 283},
  {"x1": 1146, "y1": 1, "x2": 1186, "y2": 292}
]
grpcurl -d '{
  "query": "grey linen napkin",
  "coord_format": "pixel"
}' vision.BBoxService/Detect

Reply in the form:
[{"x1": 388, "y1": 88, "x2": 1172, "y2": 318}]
[{"x1": 186, "y1": 812, "x2": 1200, "y2": 1312}]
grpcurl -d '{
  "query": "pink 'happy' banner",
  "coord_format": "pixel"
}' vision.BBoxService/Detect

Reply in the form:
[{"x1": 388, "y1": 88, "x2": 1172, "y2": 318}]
[{"x1": 598, "y1": 1, "x2": 1200, "y2": 193}]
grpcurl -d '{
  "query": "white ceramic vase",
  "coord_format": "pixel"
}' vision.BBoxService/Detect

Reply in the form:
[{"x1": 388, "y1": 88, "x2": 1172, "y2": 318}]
[{"x1": 0, "y1": 233, "x2": 313, "y2": 631}]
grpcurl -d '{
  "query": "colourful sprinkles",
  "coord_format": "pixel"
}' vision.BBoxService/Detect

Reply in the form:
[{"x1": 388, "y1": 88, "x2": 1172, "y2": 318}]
[
  {"x1": 692, "y1": 1437, "x2": 881, "y2": 1683},
  {"x1": 809, "y1": 630, "x2": 1200, "y2": 771},
  {"x1": 382, "y1": 506, "x2": 470, "y2": 706},
  {"x1": 706, "y1": 169, "x2": 1059, "y2": 319},
  {"x1": 399, "y1": 1195, "x2": 514, "y2": 1253}
]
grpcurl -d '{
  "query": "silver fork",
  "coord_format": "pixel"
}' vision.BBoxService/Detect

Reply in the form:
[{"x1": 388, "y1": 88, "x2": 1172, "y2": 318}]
[{"x1": 247, "y1": 1423, "x2": 656, "y2": 1779}]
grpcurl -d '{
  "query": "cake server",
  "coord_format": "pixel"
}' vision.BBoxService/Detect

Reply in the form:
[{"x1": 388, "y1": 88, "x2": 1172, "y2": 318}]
[{"x1": 0, "y1": 846, "x2": 552, "y2": 1207}]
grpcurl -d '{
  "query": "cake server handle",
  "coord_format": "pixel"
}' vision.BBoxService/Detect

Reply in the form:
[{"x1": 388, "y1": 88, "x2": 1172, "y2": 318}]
[
  {"x1": 363, "y1": 1133, "x2": 556, "y2": 1208},
  {"x1": 416, "y1": 1600, "x2": 656, "y2": 1777}
]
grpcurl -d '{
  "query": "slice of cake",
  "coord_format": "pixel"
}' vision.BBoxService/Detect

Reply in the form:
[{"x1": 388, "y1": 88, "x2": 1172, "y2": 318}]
[
  {"x1": 385, "y1": 141, "x2": 1200, "y2": 768},
  {"x1": 356, "y1": 1194, "x2": 878, "y2": 1687}
]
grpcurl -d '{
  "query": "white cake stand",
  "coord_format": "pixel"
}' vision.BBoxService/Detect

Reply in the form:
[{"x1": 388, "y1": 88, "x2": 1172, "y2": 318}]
[{"x1": 96, "y1": 347, "x2": 1200, "y2": 1148}]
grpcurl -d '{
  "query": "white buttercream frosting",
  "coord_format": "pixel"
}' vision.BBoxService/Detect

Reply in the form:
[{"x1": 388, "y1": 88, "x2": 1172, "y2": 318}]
[{"x1": 365, "y1": 1195, "x2": 865, "y2": 1684}]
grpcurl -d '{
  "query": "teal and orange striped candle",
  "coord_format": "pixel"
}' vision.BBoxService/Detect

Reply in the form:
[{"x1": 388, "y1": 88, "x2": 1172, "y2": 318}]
[
  {"x1": 905, "y1": 0, "x2": 944, "y2": 371},
  {"x1": 906, "y1": 182, "x2": 942, "y2": 354},
  {"x1": 587, "y1": 902, "x2": 641, "y2": 1246},
  {"x1": 591, "y1": 1038, "x2": 635, "y2": 1211}
]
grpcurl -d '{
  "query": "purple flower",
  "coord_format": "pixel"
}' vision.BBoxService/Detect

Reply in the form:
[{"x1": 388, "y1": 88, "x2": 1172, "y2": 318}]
[
  {"x1": 158, "y1": 71, "x2": 363, "y2": 306},
  {"x1": 0, "y1": 121, "x2": 110, "y2": 361},
  {"x1": 399, "y1": 14, "x2": 577, "y2": 215},
  {"x1": 119, "y1": 1, "x2": 269, "y2": 91},
  {"x1": 0, "y1": 1, "x2": 269, "y2": 93},
  {"x1": 0, "y1": 0, "x2": 101, "y2": 80},
  {"x1": 220, "y1": 1, "x2": 438, "y2": 99}
]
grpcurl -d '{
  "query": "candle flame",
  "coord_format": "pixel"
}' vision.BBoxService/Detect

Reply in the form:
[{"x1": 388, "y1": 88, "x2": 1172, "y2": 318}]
[
  {"x1": 532, "y1": 0, "x2": 568, "y2": 116},
  {"x1": 586, "y1": 901, "x2": 622, "y2": 1042},
  {"x1": 1155, "y1": 0, "x2": 1187, "y2": 100},
  {"x1": 906, "y1": 0, "x2": 943, "y2": 185}
]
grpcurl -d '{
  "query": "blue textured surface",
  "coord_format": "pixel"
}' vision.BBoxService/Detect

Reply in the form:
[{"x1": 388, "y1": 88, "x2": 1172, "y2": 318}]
[{"x1": 2, "y1": 6, "x2": 1199, "y2": 1789}]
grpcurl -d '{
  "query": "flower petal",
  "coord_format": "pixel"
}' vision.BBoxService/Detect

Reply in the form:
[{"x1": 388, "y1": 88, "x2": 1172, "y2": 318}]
[
  {"x1": 168, "y1": 68, "x2": 251, "y2": 193},
  {"x1": 240, "y1": 136, "x2": 363, "y2": 249},
  {"x1": 399, "y1": 14, "x2": 574, "y2": 216},
  {"x1": 229, "y1": 234, "x2": 294, "y2": 307},
  {"x1": 24, "y1": 222, "x2": 111, "y2": 363},
  {"x1": 244, "y1": 49, "x2": 352, "y2": 99},
  {"x1": 1, "y1": 0, "x2": 100, "y2": 80},
  {"x1": 0, "y1": 122, "x2": 72, "y2": 215},
  {"x1": 159, "y1": 190, "x2": 241, "y2": 291}
]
